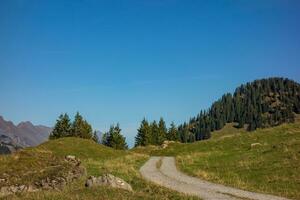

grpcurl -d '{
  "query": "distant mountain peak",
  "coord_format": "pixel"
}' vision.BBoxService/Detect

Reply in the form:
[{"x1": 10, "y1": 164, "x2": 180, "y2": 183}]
[
  {"x1": 0, "y1": 115, "x2": 13, "y2": 124},
  {"x1": 17, "y1": 121, "x2": 34, "y2": 128},
  {"x1": 0, "y1": 115, "x2": 52, "y2": 151}
]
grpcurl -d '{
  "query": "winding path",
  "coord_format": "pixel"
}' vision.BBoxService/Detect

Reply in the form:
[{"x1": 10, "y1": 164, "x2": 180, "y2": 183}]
[{"x1": 140, "y1": 157, "x2": 290, "y2": 200}]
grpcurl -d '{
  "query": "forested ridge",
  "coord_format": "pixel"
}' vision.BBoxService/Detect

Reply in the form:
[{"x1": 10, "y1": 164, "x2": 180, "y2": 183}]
[
  {"x1": 178, "y1": 77, "x2": 300, "y2": 143},
  {"x1": 135, "y1": 77, "x2": 300, "y2": 146}
]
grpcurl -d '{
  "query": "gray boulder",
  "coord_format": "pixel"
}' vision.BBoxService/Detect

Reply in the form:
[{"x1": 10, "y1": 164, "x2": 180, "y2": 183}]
[{"x1": 85, "y1": 174, "x2": 132, "y2": 192}]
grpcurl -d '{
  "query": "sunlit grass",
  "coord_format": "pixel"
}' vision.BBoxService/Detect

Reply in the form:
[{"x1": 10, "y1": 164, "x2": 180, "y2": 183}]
[
  {"x1": 150, "y1": 122, "x2": 300, "y2": 199},
  {"x1": 1, "y1": 137, "x2": 199, "y2": 200}
]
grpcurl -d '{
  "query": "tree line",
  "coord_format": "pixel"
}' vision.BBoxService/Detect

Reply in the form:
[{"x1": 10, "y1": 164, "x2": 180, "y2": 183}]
[
  {"x1": 50, "y1": 77, "x2": 300, "y2": 148},
  {"x1": 177, "y1": 77, "x2": 300, "y2": 143},
  {"x1": 135, "y1": 118, "x2": 179, "y2": 146},
  {"x1": 49, "y1": 112, "x2": 128, "y2": 150}
]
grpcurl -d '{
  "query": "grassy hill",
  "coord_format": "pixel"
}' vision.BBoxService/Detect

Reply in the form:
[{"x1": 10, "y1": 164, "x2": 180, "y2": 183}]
[
  {"x1": 1, "y1": 120, "x2": 299, "y2": 199},
  {"x1": 147, "y1": 119, "x2": 300, "y2": 199},
  {"x1": 0, "y1": 137, "x2": 199, "y2": 200}
]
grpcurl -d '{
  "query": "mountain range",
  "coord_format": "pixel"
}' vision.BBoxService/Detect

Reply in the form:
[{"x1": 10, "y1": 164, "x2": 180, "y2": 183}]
[{"x1": 0, "y1": 116, "x2": 52, "y2": 154}]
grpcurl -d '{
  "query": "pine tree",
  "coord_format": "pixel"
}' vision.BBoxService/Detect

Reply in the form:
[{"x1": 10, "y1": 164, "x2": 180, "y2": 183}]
[
  {"x1": 150, "y1": 120, "x2": 159, "y2": 145},
  {"x1": 71, "y1": 112, "x2": 93, "y2": 139},
  {"x1": 167, "y1": 122, "x2": 178, "y2": 141},
  {"x1": 135, "y1": 118, "x2": 151, "y2": 146},
  {"x1": 49, "y1": 113, "x2": 71, "y2": 139},
  {"x1": 157, "y1": 117, "x2": 167, "y2": 145},
  {"x1": 104, "y1": 124, "x2": 128, "y2": 150},
  {"x1": 101, "y1": 132, "x2": 109, "y2": 146},
  {"x1": 181, "y1": 125, "x2": 189, "y2": 143}
]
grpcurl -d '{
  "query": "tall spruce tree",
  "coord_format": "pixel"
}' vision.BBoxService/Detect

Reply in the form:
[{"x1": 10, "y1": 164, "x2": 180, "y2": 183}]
[
  {"x1": 71, "y1": 112, "x2": 93, "y2": 139},
  {"x1": 103, "y1": 124, "x2": 128, "y2": 150},
  {"x1": 135, "y1": 118, "x2": 151, "y2": 146},
  {"x1": 157, "y1": 117, "x2": 167, "y2": 145},
  {"x1": 49, "y1": 113, "x2": 71, "y2": 139},
  {"x1": 150, "y1": 120, "x2": 159, "y2": 145},
  {"x1": 167, "y1": 121, "x2": 178, "y2": 141}
]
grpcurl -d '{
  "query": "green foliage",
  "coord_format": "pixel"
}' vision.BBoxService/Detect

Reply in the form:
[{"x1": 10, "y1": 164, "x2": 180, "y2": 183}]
[
  {"x1": 71, "y1": 112, "x2": 93, "y2": 139},
  {"x1": 150, "y1": 120, "x2": 159, "y2": 145},
  {"x1": 166, "y1": 122, "x2": 179, "y2": 141},
  {"x1": 157, "y1": 118, "x2": 167, "y2": 145},
  {"x1": 102, "y1": 124, "x2": 128, "y2": 150},
  {"x1": 178, "y1": 77, "x2": 300, "y2": 143},
  {"x1": 49, "y1": 112, "x2": 93, "y2": 140},
  {"x1": 49, "y1": 113, "x2": 72, "y2": 139},
  {"x1": 135, "y1": 118, "x2": 151, "y2": 146},
  {"x1": 135, "y1": 117, "x2": 175, "y2": 146}
]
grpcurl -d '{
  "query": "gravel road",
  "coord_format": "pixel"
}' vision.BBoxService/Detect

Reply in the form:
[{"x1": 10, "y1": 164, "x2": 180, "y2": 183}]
[{"x1": 140, "y1": 156, "x2": 290, "y2": 200}]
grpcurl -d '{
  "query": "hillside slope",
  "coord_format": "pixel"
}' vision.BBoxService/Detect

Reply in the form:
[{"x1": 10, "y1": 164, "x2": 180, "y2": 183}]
[
  {"x1": 0, "y1": 137, "x2": 199, "y2": 200},
  {"x1": 177, "y1": 77, "x2": 300, "y2": 143},
  {"x1": 149, "y1": 120, "x2": 300, "y2": 199}
]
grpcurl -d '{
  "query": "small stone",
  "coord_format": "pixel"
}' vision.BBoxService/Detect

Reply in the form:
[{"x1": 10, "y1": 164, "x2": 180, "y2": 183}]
[
  {"x1": 65, "y1": 155, "x2": 76, "y2": 161},
  {"x1": 19, "y1": 185, "x2": 26, "y2": 191},
  {"x1": 251, "y1": 143, "x2": 262, "y2": 148}
]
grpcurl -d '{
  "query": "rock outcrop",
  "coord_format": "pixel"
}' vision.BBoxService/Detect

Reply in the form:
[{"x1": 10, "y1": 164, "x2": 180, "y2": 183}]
[
  {"x1": 0, "y1": 155, "x2": 85, "y2": 197},
  {"x1": 85, "y1": 174, "x2": 132, "y2": 192}
]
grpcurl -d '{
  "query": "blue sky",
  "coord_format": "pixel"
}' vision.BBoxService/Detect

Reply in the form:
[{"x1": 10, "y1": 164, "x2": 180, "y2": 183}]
[{"x1": 0, "y1": 0, "x2": 300, "y2": 147}]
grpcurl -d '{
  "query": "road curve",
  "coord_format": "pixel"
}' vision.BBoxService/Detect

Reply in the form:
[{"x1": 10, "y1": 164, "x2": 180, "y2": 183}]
[{"x1": 140, "y1": 157, "x2": 290, "y2": 200}]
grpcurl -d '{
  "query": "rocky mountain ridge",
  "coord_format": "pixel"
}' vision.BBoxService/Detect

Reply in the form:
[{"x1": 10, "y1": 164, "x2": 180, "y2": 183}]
[{"x1": 0, "y1": 116, "x2": 52, "y2": 154}]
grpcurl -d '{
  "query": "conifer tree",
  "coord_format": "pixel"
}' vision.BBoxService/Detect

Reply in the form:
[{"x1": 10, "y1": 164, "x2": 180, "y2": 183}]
[
  {"x1": 150, "y1": 120, "x2": 159, "y2": 145},
  {"x1": 135, "y1": 118, "x2": 151, "y2": 146},
  {"x1": 167, "y1": 121, "x2": 178, "y2": 141},
  {"x1": 157, "y1": 117, "x2": 167, "y2": 145},
  {"x1": 49, "y1": 113, "x2": 71, "y2": 139},
  {"x1": 104, "y1": 124, "x2": 128, "y2": 150},
  {"x1": 180, "y1": 124, "x2": 189, "y2": 143},
  {"x1": 71, "y1": 112, "x2": 93, "y2": 139},
  {"x1": 101, "y1": 132, "x2": 109, "y2": 146}
]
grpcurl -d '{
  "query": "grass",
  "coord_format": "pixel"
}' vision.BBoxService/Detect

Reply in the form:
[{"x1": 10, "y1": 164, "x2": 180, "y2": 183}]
[
  {"x1": 2, "y1": 121, "x2": 300, "y2": 199},
  {"x1": 0, "y1": 137, "x2": 199, "y2": 200},
  {"x1": 0, "y1": 147, "x2": 73, "y2": 188},
  {"x1": 147, "y1": 121, "x2": 300, "y2": 200}
]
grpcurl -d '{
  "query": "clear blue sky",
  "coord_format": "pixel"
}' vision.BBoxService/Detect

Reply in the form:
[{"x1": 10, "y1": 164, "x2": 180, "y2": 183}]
[{"x1": 1, "y1": 0, "x2": 300, "y2": 147}]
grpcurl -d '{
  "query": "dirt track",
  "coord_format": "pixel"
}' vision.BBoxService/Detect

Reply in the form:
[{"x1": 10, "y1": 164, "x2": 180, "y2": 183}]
[{"x1": 140, "y1": 157, "x2": 290, "y2": 200}]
